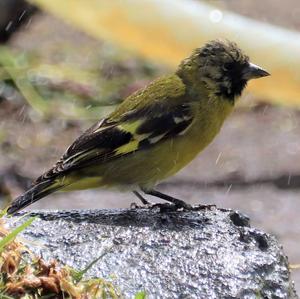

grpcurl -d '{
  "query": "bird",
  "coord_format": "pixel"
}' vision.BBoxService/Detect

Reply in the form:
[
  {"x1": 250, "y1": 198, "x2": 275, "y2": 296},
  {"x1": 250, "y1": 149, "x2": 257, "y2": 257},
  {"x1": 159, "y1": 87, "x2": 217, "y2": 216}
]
[{"x1": 7, "y1": 39, "x2": 270, "y2": 215}]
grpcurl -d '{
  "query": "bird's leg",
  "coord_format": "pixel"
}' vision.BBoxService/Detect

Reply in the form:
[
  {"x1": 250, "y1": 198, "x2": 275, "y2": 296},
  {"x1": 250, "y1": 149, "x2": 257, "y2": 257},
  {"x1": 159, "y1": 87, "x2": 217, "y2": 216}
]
[
  {"x1": 133, "y1": 189, "x2": 216, "y2": 211},
  {"x1": 132, "y1": 190, "x2": 151, "y2": 205},
  {"x1": 142, "y1": 188, "x2": 192, "y2": 210},
  {"x1": 131, "y1": 190, "x2": 175, "y2": 211}
]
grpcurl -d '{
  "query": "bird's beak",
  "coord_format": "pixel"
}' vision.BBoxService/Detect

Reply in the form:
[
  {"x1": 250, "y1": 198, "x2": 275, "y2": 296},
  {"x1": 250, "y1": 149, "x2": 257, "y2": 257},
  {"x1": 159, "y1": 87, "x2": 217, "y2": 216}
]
[{"x1": 243, "y1": 62, "x2": 270, "y2": 80}]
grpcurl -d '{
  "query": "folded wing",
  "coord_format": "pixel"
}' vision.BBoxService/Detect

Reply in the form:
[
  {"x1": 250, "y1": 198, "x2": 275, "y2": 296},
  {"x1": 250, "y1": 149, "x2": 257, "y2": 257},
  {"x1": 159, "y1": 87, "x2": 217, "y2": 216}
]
[{"x1": 36, "y1": 75, "x2": 194, "y2": 182}]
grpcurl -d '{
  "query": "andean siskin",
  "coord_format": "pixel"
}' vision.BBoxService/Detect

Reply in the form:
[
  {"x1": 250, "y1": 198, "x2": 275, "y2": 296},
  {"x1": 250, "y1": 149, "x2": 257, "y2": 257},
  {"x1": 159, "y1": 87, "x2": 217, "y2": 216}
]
[{"x1": 7, "y1": 40, "x2": 269, "y2": 214}]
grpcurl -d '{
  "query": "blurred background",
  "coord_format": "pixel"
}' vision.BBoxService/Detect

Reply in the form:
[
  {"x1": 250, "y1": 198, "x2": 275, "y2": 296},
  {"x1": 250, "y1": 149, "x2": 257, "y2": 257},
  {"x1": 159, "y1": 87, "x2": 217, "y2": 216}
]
[{"x1": 0, "y1": 0, "x2": 300, "y2": 292}]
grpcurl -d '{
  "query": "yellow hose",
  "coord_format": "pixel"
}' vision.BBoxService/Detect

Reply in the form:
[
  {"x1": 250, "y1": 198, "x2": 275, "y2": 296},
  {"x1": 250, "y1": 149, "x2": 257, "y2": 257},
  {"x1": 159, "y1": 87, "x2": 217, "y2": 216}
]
[{"x1": 29, "y1": 0, "x2": 300, "y2": 106}]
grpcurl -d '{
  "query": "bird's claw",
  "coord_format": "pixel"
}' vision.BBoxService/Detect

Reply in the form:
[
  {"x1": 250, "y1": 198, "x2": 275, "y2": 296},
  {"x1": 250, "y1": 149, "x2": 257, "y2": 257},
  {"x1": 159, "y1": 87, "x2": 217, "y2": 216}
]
[
  {"x1": 190, "y1": 204, "x2": 217, "y2": 211},
  {"x1": 150, "y1": 203, "x2": 217, "y2": 212},
  {"x1": 130, "y1": 202, "x2": 217, "y2": 212},
  {"x1": 130, "y1": 202, "x2": 175, "y2": 211},
  {"x1": 173, "y1": 203, "x2": 217, "y2": 211},
  {"x1": 130, "y1": 202, "x2": 145, "y2": 209}
]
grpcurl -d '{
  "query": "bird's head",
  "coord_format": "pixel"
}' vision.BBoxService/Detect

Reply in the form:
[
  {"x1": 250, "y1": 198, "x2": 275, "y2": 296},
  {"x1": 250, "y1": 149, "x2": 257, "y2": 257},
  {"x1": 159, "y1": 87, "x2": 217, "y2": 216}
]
[{"x1": 177, "y1": 39, "x2": 270, "y2": 102}]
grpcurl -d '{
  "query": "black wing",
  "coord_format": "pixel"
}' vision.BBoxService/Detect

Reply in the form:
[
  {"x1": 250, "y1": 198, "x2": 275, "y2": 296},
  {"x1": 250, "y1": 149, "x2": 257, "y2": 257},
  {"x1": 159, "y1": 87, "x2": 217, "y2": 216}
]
[{"x1": 35, "y1": 102, "x2": 194, "y2": 183}]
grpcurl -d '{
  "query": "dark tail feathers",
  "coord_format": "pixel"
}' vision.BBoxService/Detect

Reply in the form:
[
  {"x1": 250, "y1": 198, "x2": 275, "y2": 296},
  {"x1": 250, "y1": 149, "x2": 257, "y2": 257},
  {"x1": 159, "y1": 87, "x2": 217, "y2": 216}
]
[{"x1": 7, "y1": 180, "x2": 61, "y2": 215}]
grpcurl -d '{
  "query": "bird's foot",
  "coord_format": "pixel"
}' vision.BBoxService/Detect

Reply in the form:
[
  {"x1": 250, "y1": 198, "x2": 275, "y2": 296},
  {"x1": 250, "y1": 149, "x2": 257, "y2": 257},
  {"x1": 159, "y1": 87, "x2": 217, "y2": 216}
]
[
  {"x1": 130, "y1": 202, "x2": 172, "y2": 210},
  {"x1": 130, "y1": 202, "x2": 146, "y2": 209},
  {"x1": 130, "y1": 202, "x2": 185, "y2": 212},
  {"x1": 130, "y1": 201, "x2": 216, "y2": 212},
  {"x1": 168, "y1": 203, "x2": 217, "y2": 212},
  {"x1": 148, "y1": 203, "x2": 216, "y2": 212},
  {"x1": 190, "y1": 204, "x2": 217, "y2": 211},
  {"x1": 150, "y1": 203, "x2": 181, "y2": 212}
]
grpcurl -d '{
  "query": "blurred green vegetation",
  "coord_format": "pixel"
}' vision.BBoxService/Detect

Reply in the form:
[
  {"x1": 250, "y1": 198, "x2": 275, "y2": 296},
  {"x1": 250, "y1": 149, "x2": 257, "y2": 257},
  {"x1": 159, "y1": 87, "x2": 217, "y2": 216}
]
[
  {"x1": 0, "y1": 11, "x2": 168, "y2": 210},
  {"x1": 0, "y1": 44, "x2": 164, "y2": 121}
]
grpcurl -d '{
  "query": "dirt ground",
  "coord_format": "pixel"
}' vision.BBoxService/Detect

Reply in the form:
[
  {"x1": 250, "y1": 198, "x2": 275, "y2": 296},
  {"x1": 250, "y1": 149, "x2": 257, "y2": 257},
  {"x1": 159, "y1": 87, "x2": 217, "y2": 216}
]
[{"x1": 1, "y1": 1, "x2": 300, "y2": 293}]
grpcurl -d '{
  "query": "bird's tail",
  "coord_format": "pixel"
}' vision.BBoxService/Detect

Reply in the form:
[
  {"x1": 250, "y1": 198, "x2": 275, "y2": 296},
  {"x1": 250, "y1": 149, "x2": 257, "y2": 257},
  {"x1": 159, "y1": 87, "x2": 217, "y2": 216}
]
[{"x1": 7, "y1": 179, "x2": 62, "y2": 215}]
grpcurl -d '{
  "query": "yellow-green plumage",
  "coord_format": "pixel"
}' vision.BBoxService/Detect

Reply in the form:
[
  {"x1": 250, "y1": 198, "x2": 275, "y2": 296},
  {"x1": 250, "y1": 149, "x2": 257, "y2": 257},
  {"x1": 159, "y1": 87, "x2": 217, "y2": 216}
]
[
  {"x1": 7, "y1": 40, "x2": 269, "y2": 214},
  {"x1": 63, "y1": 75, "x2": 233, "y2": 190}
]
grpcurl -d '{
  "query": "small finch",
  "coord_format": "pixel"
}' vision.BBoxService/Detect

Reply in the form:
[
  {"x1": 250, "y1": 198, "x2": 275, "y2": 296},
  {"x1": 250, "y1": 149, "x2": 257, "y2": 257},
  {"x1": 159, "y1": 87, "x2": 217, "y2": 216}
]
[{"x1": 7, "y1": 40, "x2": 269, "y2": 214}]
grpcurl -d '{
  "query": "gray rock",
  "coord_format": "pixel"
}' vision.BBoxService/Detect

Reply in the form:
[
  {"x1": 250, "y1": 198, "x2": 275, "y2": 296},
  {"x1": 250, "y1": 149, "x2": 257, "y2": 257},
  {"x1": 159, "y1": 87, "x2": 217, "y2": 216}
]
[{"x1": 9, "y1": 208, "x2": 298, "y2": 299}]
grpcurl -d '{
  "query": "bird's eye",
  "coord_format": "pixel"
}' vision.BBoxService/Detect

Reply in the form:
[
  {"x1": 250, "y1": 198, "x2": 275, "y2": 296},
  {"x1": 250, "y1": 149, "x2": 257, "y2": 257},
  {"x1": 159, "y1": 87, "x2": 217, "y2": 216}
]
[{"x1": 223, "y1": 62, "x2": 234, "y2": 71}]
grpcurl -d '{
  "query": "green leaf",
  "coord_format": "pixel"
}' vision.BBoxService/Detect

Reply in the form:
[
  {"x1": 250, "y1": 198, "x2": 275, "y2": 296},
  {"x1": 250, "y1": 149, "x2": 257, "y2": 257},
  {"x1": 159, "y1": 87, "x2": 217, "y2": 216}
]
[
  {"x1": 0, "y1": 217, "x2": 36, "y2": 251},
  {"x1": 72, "y1": 249, "x2": 110, "y2": 283},
  {"x1": 134, "y1": 291, "x2": 146, "y2": 299},
  {"x1": 0, "y1": 291, "x2": 15, "y2": 299},
  {"x1": 0, "y1": 47, "x2": 49, "y2": 115},
  {"x1": 0, "y1": 208, "x2": 8, "y2": 219}
]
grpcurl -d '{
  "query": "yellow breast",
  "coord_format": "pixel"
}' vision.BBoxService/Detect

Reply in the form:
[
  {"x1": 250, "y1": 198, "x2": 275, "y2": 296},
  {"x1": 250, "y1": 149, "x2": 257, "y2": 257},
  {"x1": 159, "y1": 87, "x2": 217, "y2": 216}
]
[{"x1": 160, "y1": 97, "x2": 234, "y2": 179}]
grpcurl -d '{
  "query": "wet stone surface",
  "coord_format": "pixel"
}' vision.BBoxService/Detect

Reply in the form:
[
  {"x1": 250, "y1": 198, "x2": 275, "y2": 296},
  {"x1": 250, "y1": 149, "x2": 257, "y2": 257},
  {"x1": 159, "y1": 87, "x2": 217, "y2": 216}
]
[{"x1": 8, "y1": 208, "x2": 298, "y2": 299}]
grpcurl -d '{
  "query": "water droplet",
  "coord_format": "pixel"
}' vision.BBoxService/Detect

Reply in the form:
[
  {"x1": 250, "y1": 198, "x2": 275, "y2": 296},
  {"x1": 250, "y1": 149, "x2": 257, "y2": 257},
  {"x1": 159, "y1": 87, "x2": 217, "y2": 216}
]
[
  {"x1": 225, "y1": 184, "x2": 232, "y2": 195},
  {"x1": 5, "y1": 21, "x2": 13, "y2": 32},
  {"x1": 18, "y1": 10, "x2": 27, "y2": 22},
  {"x1": 287, "y1": 173, "x2": 292, "y2": 185},
  {"x1": 215, "y1": 152, "x2": 222, "y2": 165},
  {"x1": 17, "y1": 135, "x2": 31, "y2": 149},
  {"x1": 209, "y1": 9, "x2": 223, "y2": 23}
]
